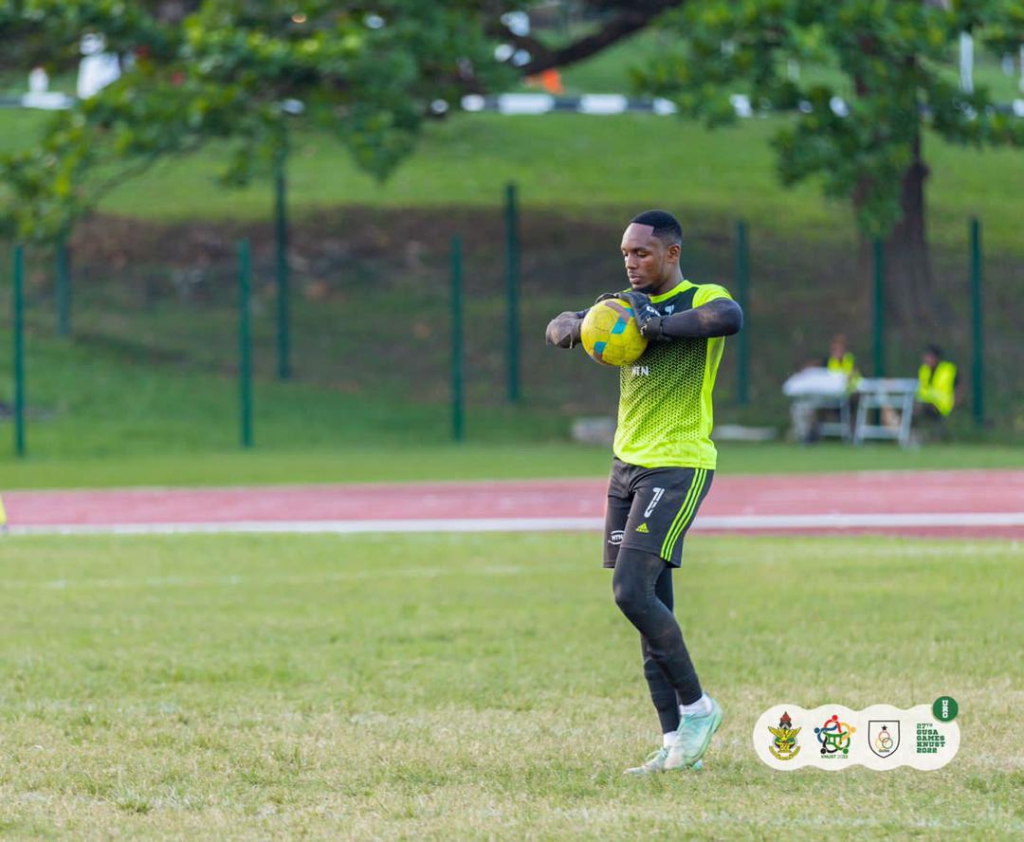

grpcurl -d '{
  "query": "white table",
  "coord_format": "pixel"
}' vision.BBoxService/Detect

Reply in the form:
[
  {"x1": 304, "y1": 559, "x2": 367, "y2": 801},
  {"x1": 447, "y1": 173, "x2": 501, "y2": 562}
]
[
  {"x1": 854, "y1": 378, "x2": 919, "y2": 447},
  {"x1": 782, "y1": 369, "x2": 853, "y2": 442}
]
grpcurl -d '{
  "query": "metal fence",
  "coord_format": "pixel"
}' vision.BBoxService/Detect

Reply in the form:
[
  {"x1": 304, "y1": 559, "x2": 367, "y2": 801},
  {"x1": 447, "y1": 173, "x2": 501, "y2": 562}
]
[{"x1": 1, "y1": 201, "x2": 1020, "y2": 458}]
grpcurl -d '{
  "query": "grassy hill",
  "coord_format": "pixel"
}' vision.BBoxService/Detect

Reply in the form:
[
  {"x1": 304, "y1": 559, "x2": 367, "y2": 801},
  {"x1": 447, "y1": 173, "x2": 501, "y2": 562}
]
[
  {"x1": 3, "y1": 103, "x2": 1024, "y2": 253},
  {"x1": 1, "y1": 37, "x2": 1022, "y2": 472}
]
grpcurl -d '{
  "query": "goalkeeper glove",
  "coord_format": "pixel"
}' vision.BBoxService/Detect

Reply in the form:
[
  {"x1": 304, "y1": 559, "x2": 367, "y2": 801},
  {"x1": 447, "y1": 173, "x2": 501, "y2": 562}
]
[
  {"x1": 617, "y1": 291, "x2": 667, "y2": 342},
  {"x1": 545, "y1": 310, "x2": 586, "y2": 348}
]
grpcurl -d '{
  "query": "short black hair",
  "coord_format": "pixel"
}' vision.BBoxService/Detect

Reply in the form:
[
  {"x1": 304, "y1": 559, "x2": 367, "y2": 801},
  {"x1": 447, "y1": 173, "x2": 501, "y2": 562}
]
[
  {"x1": 925, "y1": 344, "x2": 943, "y2": 358},
  {"x1": 630, "y1": 210, "x2": 682, "y2": 246}
]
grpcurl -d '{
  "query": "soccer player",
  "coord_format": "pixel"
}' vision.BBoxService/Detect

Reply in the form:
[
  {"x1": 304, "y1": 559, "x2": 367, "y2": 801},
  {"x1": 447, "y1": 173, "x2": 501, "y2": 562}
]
[{"x1": 545, "y1": 210, "x2": 743, "y2": 774}]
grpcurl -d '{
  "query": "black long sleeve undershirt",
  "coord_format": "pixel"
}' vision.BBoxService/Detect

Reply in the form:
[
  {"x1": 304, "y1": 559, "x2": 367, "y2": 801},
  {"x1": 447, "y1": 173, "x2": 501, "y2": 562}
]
[{"x1": 657, "y1": 298, "x2": 743, "y2": 340}]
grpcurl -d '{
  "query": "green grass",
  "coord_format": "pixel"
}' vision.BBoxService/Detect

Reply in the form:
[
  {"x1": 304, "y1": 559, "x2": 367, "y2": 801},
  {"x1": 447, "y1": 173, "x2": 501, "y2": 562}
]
[
  {"x1": 0, "y1": 532, "x2": 1020, "y2": 838},
  {"x1": 97, "y1": 114, "x2": 1024, "y2": 253}
]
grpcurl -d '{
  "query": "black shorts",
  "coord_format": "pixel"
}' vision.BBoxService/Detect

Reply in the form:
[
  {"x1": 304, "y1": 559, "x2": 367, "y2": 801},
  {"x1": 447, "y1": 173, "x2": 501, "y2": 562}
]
[{"x1": 603, "y1": 457, "x2": 714, "y2": 569}]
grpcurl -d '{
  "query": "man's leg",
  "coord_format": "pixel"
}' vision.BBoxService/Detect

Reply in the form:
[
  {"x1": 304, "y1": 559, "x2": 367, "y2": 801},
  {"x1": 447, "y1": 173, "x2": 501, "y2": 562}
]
[
  {"x1": 641, "y1": 566, "x2": 681, "y2": 735},
  {"x1": 613, "y1": 548, "x2": 703, "y2": 706},
  {"x1": 619, "y1": 553, "x2": 693, "y2": 775},
  {"x1": 617, "y1": 548, "x2": 721, "y2": 772}
]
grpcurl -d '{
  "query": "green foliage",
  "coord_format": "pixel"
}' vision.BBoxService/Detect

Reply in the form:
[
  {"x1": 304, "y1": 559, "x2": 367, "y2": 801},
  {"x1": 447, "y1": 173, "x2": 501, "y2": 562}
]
[
  {"x1": 636, "y1": 0, "x2": 1024, "y2": 238},
  {"x1": 0, "y1": 0, "x2": 513, "y2": 240}
]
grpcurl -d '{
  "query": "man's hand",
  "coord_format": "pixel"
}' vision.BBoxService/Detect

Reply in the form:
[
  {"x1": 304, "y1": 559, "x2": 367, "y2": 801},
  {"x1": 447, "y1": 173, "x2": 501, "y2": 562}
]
[
  {"x1": 617, "y1": 291, "x2": 666, "y2": 342},
  {"x1": 545, "y1": 310, "x2": 585, "y2": 349}
]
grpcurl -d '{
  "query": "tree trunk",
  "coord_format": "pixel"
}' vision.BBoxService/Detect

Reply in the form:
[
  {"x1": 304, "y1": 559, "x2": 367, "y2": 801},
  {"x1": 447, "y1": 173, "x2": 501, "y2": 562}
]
[
  {"x1": 857, "y1": 133, "x2": 947, "y2": 330},
  {"x1": 886, "y1": 134, "x2": 948, "y2": 327}
]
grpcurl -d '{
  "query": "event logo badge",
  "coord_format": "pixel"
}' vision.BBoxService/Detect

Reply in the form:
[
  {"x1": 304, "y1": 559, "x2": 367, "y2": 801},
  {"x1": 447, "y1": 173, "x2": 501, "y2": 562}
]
[
  {"x1": 869, "y1": 721, "x2": 900, "y2": 758},
  {"x1": 752, "y1": 700, "x2": 959, "y2": 771},
  {"x1": 768, "y1": 711, "x2": 802, "y2": 761},
  {"x1": 815, "y1": 714, "x2": 855, "y2": 758},
  {"x1": 915, "y1": 723, "x2": 946, "y2": 754}
]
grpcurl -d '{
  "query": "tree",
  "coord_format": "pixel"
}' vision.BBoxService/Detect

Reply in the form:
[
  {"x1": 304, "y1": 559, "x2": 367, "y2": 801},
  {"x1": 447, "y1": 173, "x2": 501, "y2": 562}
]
[
  {"x1": 631, "y1": 0, "x2": 1024, "y2": 324},
  {"x1": 1, "y1": 0, "x2": 696, "y2": 240},
  {"x1": 0, "y1": 0, "x2": 516, "y2": 240}
]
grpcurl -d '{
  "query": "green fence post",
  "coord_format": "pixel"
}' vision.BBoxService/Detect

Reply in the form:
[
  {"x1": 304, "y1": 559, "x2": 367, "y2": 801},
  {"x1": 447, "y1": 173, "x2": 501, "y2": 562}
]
[
  {"x1": 274, "y1": 143, "x2": 291, "y2": 381},
  {"x1": 13, "y1": 245, "x2": 25, "y2": 457},
  {"x1": 735, "y1": 220, "x2": 750, "y2": 405},
  {"x1": 872, "y1": 238, "x2": 885, "y2": 377},
  {"x1": 451, "y1": 235, "x2": 464, "y2": 442},
  {"x1": 238, "y1": 239, "x2": 253, "y2": 449},
  {"x1": 505, "y1": 183, "x2": 521, "y2": 403},
  {"x1": 969, "y1": 217, "x2": 984, "y2": 426},
  {"x1": 56, "y1": 235, "x2": 71, "y2": 338}
]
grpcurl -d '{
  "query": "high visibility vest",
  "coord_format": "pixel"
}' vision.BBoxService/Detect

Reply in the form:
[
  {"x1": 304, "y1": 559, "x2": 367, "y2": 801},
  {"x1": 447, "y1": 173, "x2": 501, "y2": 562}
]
[
  {"x1": 827, "y1": 353, "x2": 856, "y2": 378},
  {"x1": 917, "y1": 361, "x2": 957, "y2": 416}
]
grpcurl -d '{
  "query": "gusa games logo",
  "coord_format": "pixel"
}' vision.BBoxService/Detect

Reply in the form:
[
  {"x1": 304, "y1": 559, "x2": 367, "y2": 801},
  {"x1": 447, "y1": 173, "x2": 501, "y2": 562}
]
[{"x1": 868, "y1": 721, "x2": 900, "y2": 758}]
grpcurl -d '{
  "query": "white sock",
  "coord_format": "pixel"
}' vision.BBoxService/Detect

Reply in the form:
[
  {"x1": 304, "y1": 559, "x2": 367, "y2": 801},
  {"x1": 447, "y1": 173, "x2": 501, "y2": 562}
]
[
  {"x1": 680, "y1": 693, "x2": 712, "y2": 717},
  {"x1": 662, "y1": 730, "x2": 680, "y2": 748}
]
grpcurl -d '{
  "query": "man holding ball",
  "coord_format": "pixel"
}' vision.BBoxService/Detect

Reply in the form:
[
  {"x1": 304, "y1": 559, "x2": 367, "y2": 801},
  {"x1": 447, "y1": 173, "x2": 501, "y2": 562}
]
[{"x1": 545, "y1": 210, "x2": 743, "y2": 774}]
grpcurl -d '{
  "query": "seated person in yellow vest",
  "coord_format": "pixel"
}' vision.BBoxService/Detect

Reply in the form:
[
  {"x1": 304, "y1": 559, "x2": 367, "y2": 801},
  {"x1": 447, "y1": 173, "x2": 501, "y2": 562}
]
[
  {"x1": 823, "y1": 334, "x2": 860, "y2": 389},
  {"x1": 916, "y1": 345, "x2": 960, "y2": 421}
]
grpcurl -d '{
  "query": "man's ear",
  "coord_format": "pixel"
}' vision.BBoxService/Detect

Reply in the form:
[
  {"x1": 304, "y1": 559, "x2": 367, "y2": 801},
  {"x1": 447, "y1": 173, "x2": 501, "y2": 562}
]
[{"x1": 667, "y1": 243, "x2": 681, "y2": 263}]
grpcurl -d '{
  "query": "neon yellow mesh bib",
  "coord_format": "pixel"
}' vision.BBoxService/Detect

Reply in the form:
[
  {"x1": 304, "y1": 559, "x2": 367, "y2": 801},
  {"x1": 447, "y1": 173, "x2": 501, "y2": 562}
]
[{"x1": 613, "y1": 280, "x2": 732, "y2": 470}]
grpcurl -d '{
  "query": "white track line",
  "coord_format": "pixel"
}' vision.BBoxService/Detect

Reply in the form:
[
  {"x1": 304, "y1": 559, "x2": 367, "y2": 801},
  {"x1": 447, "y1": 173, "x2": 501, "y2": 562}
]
[{"x1": 4, "y1": 511, "x2": 1024, "y2": 537}]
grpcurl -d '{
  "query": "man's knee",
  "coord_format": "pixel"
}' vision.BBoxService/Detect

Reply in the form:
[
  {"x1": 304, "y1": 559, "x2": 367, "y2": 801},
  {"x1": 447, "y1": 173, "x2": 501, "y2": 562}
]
[
  {"x1": 612, "y1": 548, "x2": 666, "y2": 619},
  {"x1": 612, "y1": 576, "x2": 646, "y2": 618}
]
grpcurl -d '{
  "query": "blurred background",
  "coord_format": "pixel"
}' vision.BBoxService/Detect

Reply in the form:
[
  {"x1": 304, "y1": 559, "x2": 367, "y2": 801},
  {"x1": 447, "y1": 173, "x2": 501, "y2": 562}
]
[{"x1": 1, "y1": 1, "x2": 1022, "y2": 464}]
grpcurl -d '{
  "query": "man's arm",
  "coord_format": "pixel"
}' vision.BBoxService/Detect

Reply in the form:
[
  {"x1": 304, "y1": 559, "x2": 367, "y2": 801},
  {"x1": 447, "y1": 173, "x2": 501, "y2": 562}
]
[{"x1": 658, "y1": 299, "x2": 744, "y2": 340}]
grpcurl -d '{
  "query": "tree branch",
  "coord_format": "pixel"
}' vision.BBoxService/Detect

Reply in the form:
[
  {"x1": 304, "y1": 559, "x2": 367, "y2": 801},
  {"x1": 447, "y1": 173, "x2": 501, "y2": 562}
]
[{"x1": 492, "y1": 0, "x2": 687, "y2": 77}]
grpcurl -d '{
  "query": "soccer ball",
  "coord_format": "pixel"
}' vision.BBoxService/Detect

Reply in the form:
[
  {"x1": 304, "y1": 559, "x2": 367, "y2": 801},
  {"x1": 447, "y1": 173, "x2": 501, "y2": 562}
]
[{"x1": 580, "y1": 298, "x2": 648, "y2": 366}]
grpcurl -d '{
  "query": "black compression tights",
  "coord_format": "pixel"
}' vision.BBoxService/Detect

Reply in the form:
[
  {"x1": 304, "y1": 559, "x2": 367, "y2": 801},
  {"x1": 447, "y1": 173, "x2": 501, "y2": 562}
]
[{"x1": 612, "y1": 547, "x2": 702, "y2": 733}]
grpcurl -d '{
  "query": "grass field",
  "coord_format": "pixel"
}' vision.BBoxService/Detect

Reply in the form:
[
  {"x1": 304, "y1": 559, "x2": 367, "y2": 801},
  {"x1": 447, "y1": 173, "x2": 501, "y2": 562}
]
[{"x1": 0, "y1": 532, "x2": 1020, "y2": 839}]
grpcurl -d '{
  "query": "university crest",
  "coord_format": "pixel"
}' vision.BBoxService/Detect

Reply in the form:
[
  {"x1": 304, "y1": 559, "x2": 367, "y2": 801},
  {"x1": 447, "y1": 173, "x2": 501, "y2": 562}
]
[{"x1": 768, "y1": 711, "x2": 802, "y2": 761}]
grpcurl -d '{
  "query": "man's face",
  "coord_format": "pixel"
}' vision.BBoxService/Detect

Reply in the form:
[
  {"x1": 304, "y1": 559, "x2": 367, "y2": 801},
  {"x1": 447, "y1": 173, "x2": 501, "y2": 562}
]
[
  {"x1": 923, "y1": 352, "x2": 939, "y2": 368},
  {"x1": 620, "y1": 223, "x2": 679, "y2": 294}
]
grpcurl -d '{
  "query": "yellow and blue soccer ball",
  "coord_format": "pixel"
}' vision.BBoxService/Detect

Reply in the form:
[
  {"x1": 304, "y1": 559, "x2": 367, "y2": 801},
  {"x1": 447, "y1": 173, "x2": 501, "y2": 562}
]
[{"x1": 580, "y1": 298, "x2": 648, "y2": 366}]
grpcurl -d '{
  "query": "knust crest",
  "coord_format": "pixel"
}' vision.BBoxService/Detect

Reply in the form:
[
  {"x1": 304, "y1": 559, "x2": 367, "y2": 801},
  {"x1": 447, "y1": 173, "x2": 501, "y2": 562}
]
[{"x1": 768, "y1": 711, "x2": 802, "y2": 761}]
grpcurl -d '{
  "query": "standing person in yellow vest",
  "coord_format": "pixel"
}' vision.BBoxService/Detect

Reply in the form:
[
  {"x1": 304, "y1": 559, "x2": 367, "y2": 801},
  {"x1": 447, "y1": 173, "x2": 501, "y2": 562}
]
[{"x1": 916, "y1": 345, "x2": 960, "y2": 421}]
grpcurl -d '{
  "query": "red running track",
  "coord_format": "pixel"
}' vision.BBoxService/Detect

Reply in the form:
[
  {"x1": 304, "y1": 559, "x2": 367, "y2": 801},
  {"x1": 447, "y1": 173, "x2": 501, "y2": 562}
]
[{"x1": 4, "y1": 470, "x2": 1024, "y2": 539}]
